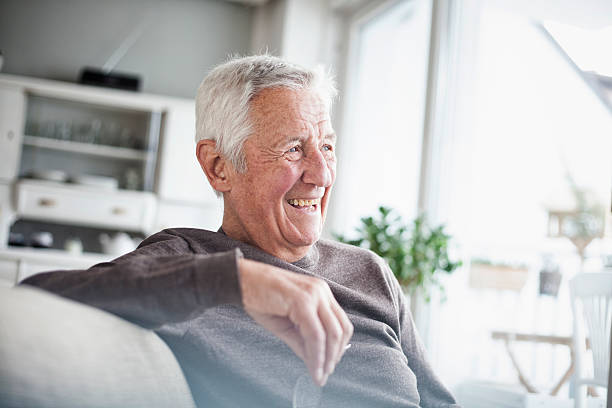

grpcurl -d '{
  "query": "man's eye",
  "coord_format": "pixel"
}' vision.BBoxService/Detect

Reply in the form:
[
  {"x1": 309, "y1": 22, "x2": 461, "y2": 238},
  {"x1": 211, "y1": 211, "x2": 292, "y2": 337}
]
[
  {"x1": 322, "y1": 145, "x2": 334, "y2": 152},
  {"x1": 288, "y1": 146, "x2": 299, "y2": 153}
]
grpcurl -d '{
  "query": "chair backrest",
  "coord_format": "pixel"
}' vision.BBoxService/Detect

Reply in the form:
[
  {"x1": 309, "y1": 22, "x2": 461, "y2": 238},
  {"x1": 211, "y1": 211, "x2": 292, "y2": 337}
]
[
  {"x1": 569, "y1": 272, "x2": 612, "y2": 388},
  {"x1": 608, "y1": 322, "x2": 612, "y2": 408}
]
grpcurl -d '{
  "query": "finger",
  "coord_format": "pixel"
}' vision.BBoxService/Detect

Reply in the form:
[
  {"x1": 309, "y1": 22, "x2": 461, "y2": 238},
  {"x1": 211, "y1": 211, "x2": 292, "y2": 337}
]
[
  {"x1": 322, "y1": 282, "x2": 353, "y2": 363},
  {"x1": 330, "y1": 299, "x2": 354, "y2": 362},
  {"x1": 318, "y1": 301, "x2": 343, "y2": 377},
  {"x1": 290, "y1": 302, "x2": 326, "y2": 386},
  {"x1": 277, "y1": 328, "x2": 307, "y2": 362},
  {"x1": 249, "y1": 311, "x2": 307, "y2": 361}
]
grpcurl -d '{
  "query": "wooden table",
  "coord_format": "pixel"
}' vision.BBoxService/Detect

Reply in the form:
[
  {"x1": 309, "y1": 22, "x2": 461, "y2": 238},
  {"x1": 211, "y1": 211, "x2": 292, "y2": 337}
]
[{"x1": 491, "y1": 331, "x2": 574, "y2": 396}]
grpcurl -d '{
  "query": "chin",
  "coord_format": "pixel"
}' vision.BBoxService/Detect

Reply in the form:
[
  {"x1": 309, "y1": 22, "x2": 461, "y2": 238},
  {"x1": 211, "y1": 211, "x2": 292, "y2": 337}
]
[
  {"x1": 285, "y1": 225, "x2": 320, "y2": 248},
  {"x1": 298, "y1": 227, "x2": 322, "y2": 246}
]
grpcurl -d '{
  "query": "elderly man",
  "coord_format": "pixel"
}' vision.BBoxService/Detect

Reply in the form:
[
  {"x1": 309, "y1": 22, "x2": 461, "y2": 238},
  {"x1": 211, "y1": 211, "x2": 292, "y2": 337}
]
[{"x1": 22, "y1": 55, "x2": 459, "y2": 407}]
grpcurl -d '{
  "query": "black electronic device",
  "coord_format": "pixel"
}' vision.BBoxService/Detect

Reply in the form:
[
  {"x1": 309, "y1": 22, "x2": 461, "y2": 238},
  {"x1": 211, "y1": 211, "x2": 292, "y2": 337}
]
[
  {"x1": 77, "y1": 11, "x2": 153, "y2": 92},
  {"x1": 78, "y1": 67, "x2": 141, "y2": 91}
]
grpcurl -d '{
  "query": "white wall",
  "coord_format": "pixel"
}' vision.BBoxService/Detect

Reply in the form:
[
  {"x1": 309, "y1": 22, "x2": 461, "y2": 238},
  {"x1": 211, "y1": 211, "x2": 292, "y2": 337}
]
[
  {"x1": 250, "y1": 0, "x2": 342, "y2": 70},
  {"x1": 250, "y1": 0, "x2": 286, "y2": 55},
  {"x1": 0, "y1": 0, "x2": 253, "y2": 98}
]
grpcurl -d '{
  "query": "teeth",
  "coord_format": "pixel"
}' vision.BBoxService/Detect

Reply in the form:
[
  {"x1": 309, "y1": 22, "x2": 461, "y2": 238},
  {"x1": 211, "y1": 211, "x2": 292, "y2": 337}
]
[{"x1": 288, "y1": 198, "x2": 320, "y2": 207}]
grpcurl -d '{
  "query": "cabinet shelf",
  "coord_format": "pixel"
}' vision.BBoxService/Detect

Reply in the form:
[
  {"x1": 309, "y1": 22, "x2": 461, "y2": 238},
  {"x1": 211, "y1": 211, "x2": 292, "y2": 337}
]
[{"x1": 23, "y1": 135, "x2": 150, "y2": 161}]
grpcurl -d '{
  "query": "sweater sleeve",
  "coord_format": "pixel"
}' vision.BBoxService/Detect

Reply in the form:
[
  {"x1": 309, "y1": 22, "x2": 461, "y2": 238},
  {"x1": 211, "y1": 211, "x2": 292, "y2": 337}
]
[
  {"x1": 20, "y1": 230, "x2": 244, "y2": 329},
  {"x1": 393, "y1": 278, "x2": 461, "y2": 408}
]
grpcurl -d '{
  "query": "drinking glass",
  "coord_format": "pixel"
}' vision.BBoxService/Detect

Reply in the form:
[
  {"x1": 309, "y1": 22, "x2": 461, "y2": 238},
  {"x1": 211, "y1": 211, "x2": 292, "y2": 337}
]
[{"x1": 292, "y1": 372, "x2": 322, "y2": 408}]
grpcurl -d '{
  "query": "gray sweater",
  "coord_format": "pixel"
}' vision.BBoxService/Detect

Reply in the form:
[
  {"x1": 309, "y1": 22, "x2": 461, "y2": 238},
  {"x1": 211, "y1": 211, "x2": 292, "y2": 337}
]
[{"x1": 22, "y1": 228, "x2": 459, "y2": 407}]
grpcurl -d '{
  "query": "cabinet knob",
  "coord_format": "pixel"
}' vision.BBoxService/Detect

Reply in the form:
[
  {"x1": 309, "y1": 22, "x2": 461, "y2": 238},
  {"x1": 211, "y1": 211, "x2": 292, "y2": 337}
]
[
  {"x1": 38, "y1": 198, "x2": 56, "y2": 207},
  {"x1": 7, "y1": 130, "x2": 14, "y2": 141},
  {"x1": 111, "y1": 207, "x2": 127, "y2": 215}
]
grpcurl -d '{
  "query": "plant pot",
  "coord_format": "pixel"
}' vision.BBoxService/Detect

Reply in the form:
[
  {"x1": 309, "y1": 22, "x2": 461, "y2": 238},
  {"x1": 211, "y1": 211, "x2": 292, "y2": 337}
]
[
  {"x1": 538, "y1": 270, "x2": 562, "y2": 297},
  {"x1": 468, "y1": 264, "x2": 529, "y2": 292}
]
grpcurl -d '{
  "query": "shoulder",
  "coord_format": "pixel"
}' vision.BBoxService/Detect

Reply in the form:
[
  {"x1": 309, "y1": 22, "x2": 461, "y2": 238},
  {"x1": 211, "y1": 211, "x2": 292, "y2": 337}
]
[
  {"x1": 137, "y1": 228, "x2": 227, "y2": 255},
  {"x1": 315, "y1": 238, "x2": 398, "y2": 288},
  {"x1": 316, "y1": 238, "x2": 383, "y2": 264},
  {"x1": 315, "y1": 239, "x2": 405, "y2": 325}
]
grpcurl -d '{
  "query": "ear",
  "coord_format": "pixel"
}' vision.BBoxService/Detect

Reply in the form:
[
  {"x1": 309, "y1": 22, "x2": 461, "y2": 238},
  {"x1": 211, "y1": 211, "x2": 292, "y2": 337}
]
[{"x1": 196, "y1": 139, "x2": 232, "y2": 193}]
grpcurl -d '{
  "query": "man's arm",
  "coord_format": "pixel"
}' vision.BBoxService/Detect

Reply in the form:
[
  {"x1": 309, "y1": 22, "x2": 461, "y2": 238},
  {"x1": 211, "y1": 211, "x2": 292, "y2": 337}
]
[
  {"x1": 21, "y1": 230, "x2": 243, "y2": 328},
  {"x1": 21, "y1": 229, "x2": 352, "y2": 387}
]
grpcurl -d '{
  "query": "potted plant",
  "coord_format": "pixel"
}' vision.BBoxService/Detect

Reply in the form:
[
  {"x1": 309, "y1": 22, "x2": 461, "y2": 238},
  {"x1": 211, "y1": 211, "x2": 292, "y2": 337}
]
[
  {"x1": 546, "y1": 175, "x2": 605, "y2": 270},
  {"x1": 335, "y1": 206, "x2": 461, "y2": 303}
]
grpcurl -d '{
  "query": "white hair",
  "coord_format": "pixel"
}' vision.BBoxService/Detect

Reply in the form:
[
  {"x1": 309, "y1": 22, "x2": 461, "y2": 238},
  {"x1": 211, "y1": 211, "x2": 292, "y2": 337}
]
[{"x1": 195, "y1": 55, "x2": 337, "y2": 179}]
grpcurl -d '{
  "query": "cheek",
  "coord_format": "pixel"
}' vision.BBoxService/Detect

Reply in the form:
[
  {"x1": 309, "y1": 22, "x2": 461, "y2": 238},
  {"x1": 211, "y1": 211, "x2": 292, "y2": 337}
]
[
  {"x1": 328, "y1": 158, "x2": 337, "y2": 183},
  {"x1": 256, "y1": 165, "x2": 302, "y2": 198}
]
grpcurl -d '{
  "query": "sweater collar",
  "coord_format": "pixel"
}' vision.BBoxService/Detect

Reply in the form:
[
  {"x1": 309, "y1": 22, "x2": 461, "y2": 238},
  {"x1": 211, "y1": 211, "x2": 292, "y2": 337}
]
[{"x1": 217, "y1": 228, "x2": 319, "y2": 269}]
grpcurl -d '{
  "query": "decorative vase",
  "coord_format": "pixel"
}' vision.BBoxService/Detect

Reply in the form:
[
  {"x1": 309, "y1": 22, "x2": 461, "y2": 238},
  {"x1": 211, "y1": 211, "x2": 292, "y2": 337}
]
[{"x1": 539, "y1": 269, "x2": 562, "y2": 297}]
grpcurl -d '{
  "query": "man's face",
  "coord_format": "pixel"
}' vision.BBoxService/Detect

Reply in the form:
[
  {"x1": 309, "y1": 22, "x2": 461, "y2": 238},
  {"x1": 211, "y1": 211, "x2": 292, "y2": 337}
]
[{"x1": 222, "y1": 87, "x2": 336, "y2": 261}]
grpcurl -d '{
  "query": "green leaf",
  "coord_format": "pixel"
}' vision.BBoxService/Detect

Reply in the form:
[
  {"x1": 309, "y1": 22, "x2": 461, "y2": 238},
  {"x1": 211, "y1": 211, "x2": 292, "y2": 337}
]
[{"x1": 333, "y1": 207, "x2": 461, "y2": 303}]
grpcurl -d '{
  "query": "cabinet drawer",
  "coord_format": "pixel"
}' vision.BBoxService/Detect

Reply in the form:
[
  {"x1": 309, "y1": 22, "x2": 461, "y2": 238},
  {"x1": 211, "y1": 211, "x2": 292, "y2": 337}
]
[
  {"x1": 0, "y1": 259, "x2": 18, "y2": 287},
  {"x1": 16, "y1": 181, "x2": 156, "y2": 232}
]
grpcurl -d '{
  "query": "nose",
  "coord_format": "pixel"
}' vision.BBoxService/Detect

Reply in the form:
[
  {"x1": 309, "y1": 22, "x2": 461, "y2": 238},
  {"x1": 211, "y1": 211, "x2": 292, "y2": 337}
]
[{"x1": 302, "y1": 149, "x2": 333, "y2": 188}]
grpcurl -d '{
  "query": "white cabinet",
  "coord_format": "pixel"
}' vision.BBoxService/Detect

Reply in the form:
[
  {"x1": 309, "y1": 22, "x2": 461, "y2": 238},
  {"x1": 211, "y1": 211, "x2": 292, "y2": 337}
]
[
  {"x1": 0, "y1": 182, "x2": 14, "y2": 250},
  {"x1": 0, "y1": 248, "x2": 110, "y2": 286},
  {"x1": 0, "y1": 258, "x2": 18, "y2": 287},
  {"x1": 0, "y1": 85, "x2": 25, "y2": 181},
  {"x1": 0, "y1": 73, "x2": 222, "y2": 260},
  {"x1": 16, "y1": 180, "x2": 156, "y2": 232},
  {"x1": 16, "y1": 261, "x2": 72, "y2": 283},
  {"x1": 157, "y1": 101, "x2": 218, "y2": 204},
  {"x1": 154, "y1": 200, "x2": 222, "y2": 232},
  {"x1": 20, "y1": 88, "x2": 160, "y2": 193}
]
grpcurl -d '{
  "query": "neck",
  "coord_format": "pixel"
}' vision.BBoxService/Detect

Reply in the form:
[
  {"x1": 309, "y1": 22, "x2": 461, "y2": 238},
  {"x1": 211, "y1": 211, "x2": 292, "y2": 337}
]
[{"x1": 221, "y1": 215, "x2": 310, "y2": 264}]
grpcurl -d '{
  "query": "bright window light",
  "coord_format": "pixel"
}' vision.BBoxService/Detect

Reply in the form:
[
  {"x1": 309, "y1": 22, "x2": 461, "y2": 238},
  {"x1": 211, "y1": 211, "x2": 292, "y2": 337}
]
[{"x1": 544, "y1": 20, "x2": 612, "y2": 76}]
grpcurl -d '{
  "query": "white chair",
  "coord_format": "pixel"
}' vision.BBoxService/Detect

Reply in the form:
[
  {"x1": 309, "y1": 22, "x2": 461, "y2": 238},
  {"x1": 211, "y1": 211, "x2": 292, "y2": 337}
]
[{"x1": 569, "y1": 272, "x2": 612, "y2": 408}]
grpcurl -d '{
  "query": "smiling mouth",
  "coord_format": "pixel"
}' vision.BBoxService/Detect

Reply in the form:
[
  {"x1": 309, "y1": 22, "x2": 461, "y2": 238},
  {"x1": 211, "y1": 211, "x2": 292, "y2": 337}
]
[{"x1": 287, "y1": 198, "x2": 320, "y2": 212}]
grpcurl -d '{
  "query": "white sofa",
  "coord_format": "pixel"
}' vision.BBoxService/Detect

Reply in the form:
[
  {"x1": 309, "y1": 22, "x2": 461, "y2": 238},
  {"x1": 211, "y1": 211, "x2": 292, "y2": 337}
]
[{"x1": 0, "y1": 285, "x2": 196, "y2": 408}]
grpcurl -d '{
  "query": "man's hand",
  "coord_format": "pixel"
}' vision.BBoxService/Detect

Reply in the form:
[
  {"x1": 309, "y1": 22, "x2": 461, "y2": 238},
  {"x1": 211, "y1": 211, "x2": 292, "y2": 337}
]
[{"x1": 238, "y1": 258, "x2": 353, "y2": 386}]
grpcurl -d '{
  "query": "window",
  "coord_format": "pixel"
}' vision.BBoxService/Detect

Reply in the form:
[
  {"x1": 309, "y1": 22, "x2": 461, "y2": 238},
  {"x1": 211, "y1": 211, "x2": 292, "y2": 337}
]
[
  {"x1": 331, "y1": 0, "x2": 612, "y2": 398},
  {"x1": 434, "y1": 3, "x2": 612, "y2": 395},
  {"x1": 329, "y1": 0, "x2": 432, "y2": 237}
]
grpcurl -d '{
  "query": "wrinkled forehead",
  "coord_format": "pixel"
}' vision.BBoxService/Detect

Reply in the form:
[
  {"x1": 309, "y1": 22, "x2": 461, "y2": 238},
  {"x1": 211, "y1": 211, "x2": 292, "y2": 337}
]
[{"x1": 248, "y1": 87, "x2": 332, "y2": 138}]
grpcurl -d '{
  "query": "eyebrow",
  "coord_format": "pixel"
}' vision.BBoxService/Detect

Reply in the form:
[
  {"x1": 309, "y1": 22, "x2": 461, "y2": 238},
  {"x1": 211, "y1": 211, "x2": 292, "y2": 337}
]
[
  {"x1": 283, "y1": 136, "x2": 304, "y2": 147},
  {"x1": 278, "y1": 132, "x2": 336, "y2": 149},
  {"x1": 324, "y1": 132, "x2": 337, "y2": 144}
]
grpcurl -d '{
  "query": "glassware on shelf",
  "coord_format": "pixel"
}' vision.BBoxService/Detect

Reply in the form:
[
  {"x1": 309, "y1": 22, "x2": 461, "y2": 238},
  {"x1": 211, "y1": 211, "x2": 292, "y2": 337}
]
[
  {"x1": 56, "y1": 121, "x2": 73, "y2": 141},
  {"x1": 40, "y1": 121, "x2": 56, "y2": 139},
  {"x1": 88, "y1": 119, "x2": 102, "y2": 144},
  {"x1": 119, "y1": 127, "x2": 136, "y2": 148},
  {"x1": 101, "y1": 121, "x2": 121, "y2": 147},
  {"x1": 25, "y1": 121, "x2": 39, "y2": 136},
  {"x1": 75, "y1": 119, "x2": 102, "y2": 144},
  {"x1": 124, "y1": 168, "x2": 141, "y2": 190},
  {"x1": 20, "y1": 92, "x2": 158, "y2": 193},
  {"x1": 64, "y1": 237, "x2": 83, "y2": 255},
  {"x1": 30, "y1": 231, "x2": 54, "y2": 248},
  {"x1": 76, "y1": 123, "x2": 89, "y2": 143}
]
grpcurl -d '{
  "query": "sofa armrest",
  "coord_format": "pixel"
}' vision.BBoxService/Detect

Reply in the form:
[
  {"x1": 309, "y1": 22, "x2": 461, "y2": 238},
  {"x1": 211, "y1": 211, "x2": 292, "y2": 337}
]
[{"x1": 0, "y1": 285, "x2": 196, "y2": 408}]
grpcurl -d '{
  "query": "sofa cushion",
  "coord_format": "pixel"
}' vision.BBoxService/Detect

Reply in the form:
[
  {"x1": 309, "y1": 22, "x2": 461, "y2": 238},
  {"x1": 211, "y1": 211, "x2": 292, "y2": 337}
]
[{"x1": 0, "y1": 285, "x2": 196, "y2": 408}]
